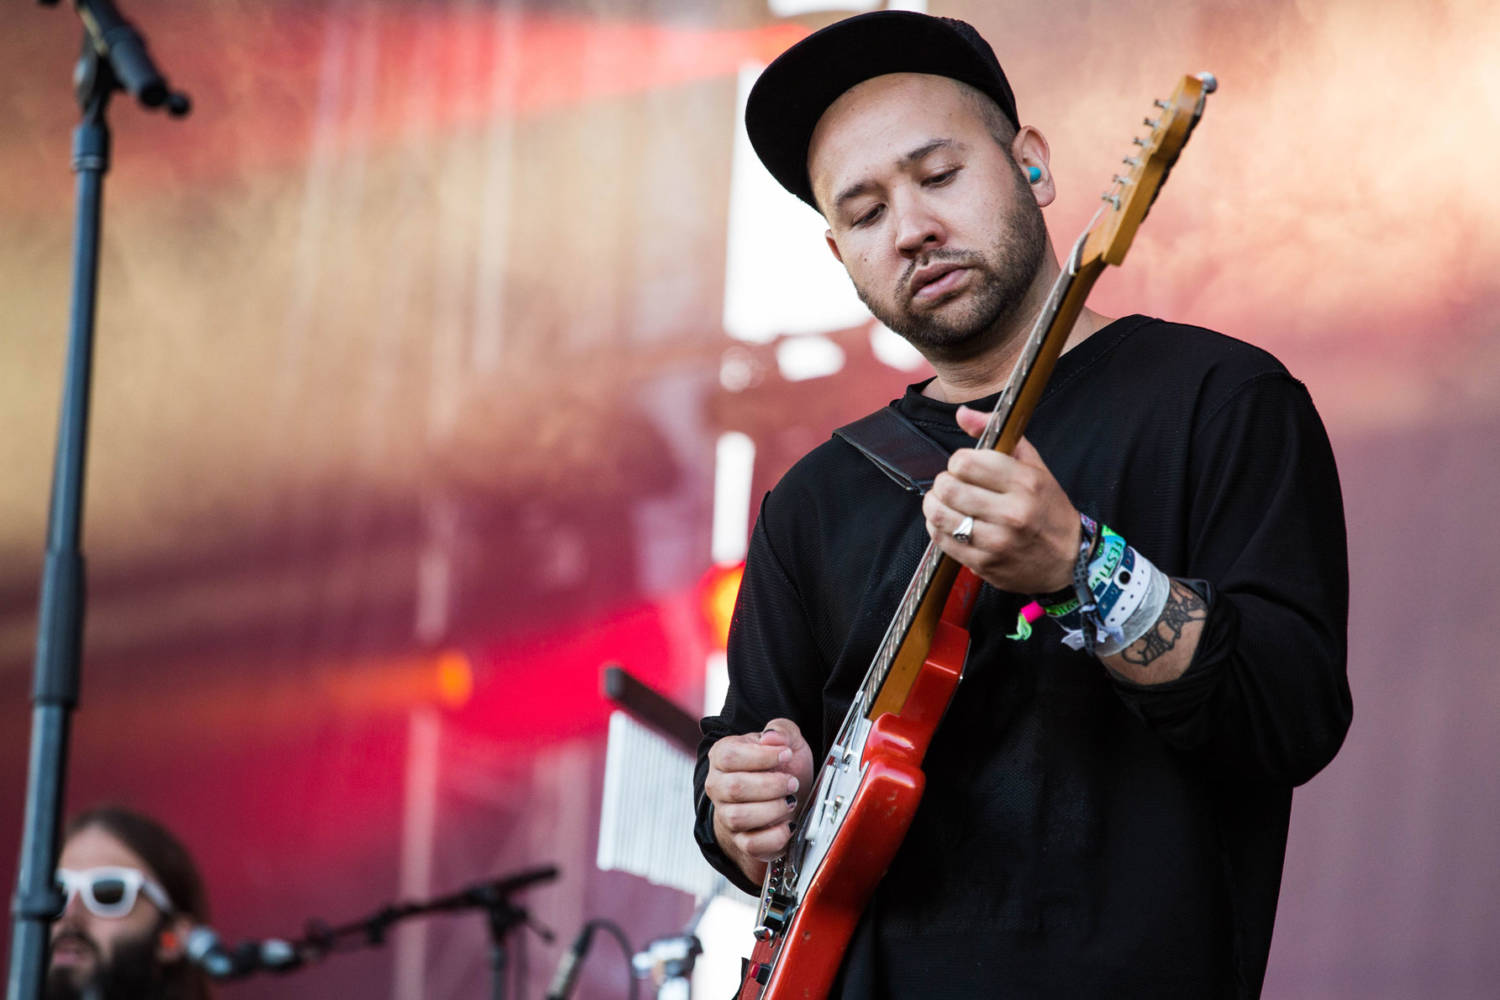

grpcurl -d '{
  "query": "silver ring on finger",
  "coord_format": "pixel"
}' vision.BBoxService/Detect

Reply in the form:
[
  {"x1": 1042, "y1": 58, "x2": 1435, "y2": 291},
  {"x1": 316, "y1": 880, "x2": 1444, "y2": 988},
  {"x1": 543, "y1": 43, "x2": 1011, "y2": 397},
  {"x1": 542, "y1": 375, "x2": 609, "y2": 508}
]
[{"x1": 952, "y1": 515, "x2": 975, "y2": 545}]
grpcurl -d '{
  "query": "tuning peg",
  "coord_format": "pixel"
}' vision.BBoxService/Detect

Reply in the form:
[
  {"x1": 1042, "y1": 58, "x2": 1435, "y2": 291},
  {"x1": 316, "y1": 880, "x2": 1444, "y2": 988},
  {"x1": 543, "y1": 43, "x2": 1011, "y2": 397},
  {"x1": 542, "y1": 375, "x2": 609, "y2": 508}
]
[
  {"x1": 1123, "y1": 156, "x2": 1142, "y2": 167},
  {"x1": 1196, "y1": 72, "x2": 1218, "y2": 93},
  {"x1": 1132, "y1": 136, "x2": 1147, "y2": 146},
  {"x1": 1143, "y1": 117, "x2": 1160, "y2": 128},
  {"x1": 1154, "y1": 99, "x2": 1171, "y2": 109}
]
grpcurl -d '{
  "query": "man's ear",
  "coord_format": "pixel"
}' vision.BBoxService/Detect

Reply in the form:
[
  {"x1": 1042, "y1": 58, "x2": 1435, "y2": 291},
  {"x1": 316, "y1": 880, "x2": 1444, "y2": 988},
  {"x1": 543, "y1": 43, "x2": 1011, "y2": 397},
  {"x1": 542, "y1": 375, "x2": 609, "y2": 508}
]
[
  {"x1": 157, "y1": 915, "x2": 192, "y2": 963},
  {"x1": 825, "y1": 230, "x2": 844, "y2": 264},
  {"x1": 1011, "y1": 125, "x2": 1056, "y2": 208}
]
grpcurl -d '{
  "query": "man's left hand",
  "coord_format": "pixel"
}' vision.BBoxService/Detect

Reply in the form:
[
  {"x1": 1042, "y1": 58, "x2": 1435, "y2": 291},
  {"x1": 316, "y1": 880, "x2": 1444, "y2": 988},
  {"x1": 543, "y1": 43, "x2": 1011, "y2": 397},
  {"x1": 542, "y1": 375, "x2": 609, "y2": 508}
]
[{"x1": 922, "y1": 405, "x2": 1080, "y2": 595}]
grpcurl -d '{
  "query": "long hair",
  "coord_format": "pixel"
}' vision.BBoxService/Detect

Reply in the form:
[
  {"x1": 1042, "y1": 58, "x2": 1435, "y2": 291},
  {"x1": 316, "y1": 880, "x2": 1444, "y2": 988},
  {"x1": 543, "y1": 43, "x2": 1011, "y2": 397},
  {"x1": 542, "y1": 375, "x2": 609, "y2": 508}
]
[{"x1": 64, "y1": 806, "x2": 214, "y2": 1000}]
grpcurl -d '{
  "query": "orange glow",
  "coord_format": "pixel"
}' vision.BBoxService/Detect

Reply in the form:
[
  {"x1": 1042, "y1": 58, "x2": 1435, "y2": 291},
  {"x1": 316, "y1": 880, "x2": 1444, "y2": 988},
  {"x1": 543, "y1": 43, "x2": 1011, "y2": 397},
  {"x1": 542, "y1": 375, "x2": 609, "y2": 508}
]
[
  {"x1": 435, "y1": 649, "x2": 475, "y2": 709},
  {"x1": 701, "y1": 563, "x2": 745, "y2": 650}
]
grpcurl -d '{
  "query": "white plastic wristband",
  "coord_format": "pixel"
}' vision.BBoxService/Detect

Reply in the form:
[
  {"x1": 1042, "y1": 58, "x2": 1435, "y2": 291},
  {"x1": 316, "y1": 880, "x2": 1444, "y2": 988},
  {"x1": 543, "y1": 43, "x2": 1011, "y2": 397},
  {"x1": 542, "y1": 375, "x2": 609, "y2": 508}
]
[{"x1": 1093, "y1": 546, "x2": 1171, "y2": 657}]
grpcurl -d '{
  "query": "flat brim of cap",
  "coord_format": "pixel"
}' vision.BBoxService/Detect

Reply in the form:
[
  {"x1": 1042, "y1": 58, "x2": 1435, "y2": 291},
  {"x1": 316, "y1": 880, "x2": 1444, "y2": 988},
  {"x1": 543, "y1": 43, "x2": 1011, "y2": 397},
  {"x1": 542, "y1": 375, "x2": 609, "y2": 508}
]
[{"x1": 745, "y1": 11, "x2": 1018, "y2": 209}]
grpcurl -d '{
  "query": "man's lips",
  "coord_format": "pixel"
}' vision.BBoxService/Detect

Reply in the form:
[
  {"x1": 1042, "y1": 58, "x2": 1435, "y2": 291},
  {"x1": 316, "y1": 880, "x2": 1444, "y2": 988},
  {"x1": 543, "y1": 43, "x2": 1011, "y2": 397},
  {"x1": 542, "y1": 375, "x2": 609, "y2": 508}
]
[
  {"x1": 50, "y1": 944, "x2": 94, "y2": 967},
  {"x1": 50, "y1": 933, "x2": 98, "y2": 967},
  {"x1": 910, "y1": 264, "x2": 970, "y2": 303}
]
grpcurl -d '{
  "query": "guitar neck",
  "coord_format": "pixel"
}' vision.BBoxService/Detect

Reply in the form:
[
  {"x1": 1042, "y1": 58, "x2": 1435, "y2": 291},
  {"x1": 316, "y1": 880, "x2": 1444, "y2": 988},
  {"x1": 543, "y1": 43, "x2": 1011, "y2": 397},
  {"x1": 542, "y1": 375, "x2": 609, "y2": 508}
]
[
  {"x1": 985, "y1": 259, "x2": 1106, "y2": 457},
  {"x1": 860, "y1": 250, "x2": 1103, "y2": 722}
]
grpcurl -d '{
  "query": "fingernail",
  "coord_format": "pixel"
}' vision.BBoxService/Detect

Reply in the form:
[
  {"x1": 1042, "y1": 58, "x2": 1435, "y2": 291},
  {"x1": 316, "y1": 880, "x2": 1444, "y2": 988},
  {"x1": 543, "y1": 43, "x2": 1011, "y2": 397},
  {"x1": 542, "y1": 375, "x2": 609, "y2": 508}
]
[
  {"x1": 785, "y1": 795, "x2": 797, "y2": 808},
  {"x1": 787, "y1": 777, "x2": 799, "y2": 794},
  {"x1": 777, "y1": 748, "x2": 792, "y2": 763}
]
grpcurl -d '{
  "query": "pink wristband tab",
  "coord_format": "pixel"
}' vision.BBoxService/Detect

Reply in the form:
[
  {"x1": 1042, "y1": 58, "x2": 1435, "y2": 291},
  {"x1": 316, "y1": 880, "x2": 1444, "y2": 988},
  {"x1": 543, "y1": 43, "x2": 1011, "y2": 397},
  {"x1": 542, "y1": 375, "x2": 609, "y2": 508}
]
[{"x1": 1006, "y1": 601, "x2": 1047, "y2": 642}]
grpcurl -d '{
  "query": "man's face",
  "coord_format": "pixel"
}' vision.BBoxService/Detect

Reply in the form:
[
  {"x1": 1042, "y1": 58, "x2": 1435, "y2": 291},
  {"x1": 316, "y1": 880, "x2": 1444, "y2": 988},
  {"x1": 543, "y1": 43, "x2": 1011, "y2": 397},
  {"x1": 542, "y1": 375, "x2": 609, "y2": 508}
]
[
  {"x1": 47, "y1": 826, "x2": 170, "y2": 999},
  {"x1": 809, "y1": 73, "x2": 1048, "y2": 362}
]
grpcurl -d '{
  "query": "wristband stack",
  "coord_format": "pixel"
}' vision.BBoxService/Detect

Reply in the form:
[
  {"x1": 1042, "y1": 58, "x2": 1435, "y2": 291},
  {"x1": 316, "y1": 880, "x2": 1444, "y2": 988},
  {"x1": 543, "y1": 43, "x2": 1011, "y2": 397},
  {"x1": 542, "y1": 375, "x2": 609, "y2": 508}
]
[{"x1": 1033, "y1": 513, "x2": 1170, "y2": 657}]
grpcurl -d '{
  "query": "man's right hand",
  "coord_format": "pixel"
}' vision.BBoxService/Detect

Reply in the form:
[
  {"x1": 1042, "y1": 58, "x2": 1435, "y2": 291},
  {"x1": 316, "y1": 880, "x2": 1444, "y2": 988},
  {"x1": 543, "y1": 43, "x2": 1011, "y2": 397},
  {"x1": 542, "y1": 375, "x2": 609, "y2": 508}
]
[{"x1": 705, "y1": 718, "x2": 815, "y2": 884}]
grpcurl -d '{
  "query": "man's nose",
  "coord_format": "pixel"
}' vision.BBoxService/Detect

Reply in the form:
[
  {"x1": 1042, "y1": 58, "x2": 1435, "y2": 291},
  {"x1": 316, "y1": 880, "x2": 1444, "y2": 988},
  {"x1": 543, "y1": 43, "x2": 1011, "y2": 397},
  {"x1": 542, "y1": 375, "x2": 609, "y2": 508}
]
[
  {"x1": 56, "y1": 888, "x2": 87, "y2": 922},
  {"x1": 893, "y1": 192, "x2": 945, "y2": 256}
]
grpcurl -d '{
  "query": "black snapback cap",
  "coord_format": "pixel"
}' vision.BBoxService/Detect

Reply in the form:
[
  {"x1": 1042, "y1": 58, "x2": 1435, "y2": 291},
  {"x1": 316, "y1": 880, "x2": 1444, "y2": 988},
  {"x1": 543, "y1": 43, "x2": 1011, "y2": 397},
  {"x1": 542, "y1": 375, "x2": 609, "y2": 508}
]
[{"x1": 745, "y1": 11, "x2": 1020, "y2": 210}]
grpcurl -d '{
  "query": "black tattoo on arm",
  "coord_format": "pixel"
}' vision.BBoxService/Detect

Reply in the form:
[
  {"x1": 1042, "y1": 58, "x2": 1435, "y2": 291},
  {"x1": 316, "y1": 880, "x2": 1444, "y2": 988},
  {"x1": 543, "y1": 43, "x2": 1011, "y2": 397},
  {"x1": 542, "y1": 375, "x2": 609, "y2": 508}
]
[{"x1": 1119, "y1": 580, "x2": 1208, "y2": 667}]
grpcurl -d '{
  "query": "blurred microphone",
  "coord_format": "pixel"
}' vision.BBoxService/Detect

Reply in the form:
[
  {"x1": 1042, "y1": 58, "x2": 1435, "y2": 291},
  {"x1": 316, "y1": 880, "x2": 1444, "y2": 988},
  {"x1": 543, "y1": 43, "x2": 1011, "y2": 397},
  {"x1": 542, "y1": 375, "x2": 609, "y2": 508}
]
[
  {"x1": 186, "y1": 926, "x2": 308, "y2": 980},
  {"x1": 185, "y1": 926, "x2": 241, "y2": 979},
  {"x1": 256, "y1": 936, "x2": 305, "y2": 973},
  {"x1": 544, "y1": 923, "x2": 597, "y2": 1000}
]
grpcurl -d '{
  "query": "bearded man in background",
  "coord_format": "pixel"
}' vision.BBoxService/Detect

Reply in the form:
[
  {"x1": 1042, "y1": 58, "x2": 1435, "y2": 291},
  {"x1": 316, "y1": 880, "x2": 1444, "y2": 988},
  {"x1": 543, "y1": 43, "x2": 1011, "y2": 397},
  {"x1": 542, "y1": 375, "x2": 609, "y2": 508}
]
[{"x1": 47, "y1": 806, "x2": 212, "y2": 1000}]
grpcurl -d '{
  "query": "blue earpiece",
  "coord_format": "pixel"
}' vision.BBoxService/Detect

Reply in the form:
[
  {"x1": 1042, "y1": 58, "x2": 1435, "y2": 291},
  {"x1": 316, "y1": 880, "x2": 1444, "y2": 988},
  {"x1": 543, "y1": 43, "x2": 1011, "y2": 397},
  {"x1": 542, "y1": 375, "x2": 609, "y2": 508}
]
[{"x1": 1027, "y1": 166, "x2": 1042, "y2": 183}]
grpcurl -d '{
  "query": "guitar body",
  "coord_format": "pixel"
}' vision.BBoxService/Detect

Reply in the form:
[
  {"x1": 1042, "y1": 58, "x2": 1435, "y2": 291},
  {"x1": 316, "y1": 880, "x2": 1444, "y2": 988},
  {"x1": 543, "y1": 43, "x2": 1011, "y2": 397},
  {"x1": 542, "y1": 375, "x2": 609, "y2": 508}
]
[
  {"x1": 738, "y1": 616, "x2": 970, "y2": 999},
  {"x1": 737, "y1": 752, "x2": 922, "y2": 1000}
]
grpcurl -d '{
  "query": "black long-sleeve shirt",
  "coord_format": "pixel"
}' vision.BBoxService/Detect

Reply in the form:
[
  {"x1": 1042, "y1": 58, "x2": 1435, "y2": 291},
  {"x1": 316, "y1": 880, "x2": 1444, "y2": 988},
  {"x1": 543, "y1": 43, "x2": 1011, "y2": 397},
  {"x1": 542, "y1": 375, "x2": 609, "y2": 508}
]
[{"x1": 695, "y1": 315, "x2": 1351, "y2": 998}]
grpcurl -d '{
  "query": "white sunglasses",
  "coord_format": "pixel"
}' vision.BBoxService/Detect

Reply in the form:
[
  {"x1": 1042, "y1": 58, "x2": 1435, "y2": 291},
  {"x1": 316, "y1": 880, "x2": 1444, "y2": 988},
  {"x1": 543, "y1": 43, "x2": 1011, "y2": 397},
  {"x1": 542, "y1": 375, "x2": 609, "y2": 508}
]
[{"x1": 56, "y1": 867, "x2": 174, "y2": 919}]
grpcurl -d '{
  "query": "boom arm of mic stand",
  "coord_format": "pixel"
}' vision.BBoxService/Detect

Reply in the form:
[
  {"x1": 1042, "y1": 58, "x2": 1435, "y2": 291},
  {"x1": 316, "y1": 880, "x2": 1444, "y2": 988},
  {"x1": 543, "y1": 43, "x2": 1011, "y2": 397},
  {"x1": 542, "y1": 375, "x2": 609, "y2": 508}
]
[
  {"x1": 294, "y1": 866, "x2": 561, "y2": 959},
  {"x1": 287, "y1": 868, "x2": 559, "y2": 1000},
  {"x1": 426, "y1": 865, "x2": 561, "y2": 912}
]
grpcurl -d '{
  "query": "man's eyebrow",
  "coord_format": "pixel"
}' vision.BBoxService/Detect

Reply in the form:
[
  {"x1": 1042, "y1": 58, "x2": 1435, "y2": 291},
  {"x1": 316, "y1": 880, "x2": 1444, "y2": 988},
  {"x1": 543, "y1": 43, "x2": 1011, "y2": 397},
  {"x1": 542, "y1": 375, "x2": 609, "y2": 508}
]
[
  {"x1": 831, "y1": 138, "x2": 962, "y2": 213},
  {"x1": 899, "y1": 138, "x2": 959, "y2": 168}
]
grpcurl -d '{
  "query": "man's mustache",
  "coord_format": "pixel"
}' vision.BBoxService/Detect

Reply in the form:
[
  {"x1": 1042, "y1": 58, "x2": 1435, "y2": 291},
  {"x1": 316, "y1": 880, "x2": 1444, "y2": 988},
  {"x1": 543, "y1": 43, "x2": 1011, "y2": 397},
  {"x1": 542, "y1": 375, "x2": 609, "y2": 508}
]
[{"x1": 50, "y1": 928, "x2": 101, "y2": 961}]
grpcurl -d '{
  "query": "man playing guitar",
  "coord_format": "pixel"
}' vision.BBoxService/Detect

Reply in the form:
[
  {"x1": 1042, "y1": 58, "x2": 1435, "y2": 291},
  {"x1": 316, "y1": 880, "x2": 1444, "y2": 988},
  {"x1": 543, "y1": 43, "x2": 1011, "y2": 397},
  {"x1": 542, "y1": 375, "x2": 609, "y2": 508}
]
[{"x1": 695, "y1": 11, "x2": 1349, "y2": 999}]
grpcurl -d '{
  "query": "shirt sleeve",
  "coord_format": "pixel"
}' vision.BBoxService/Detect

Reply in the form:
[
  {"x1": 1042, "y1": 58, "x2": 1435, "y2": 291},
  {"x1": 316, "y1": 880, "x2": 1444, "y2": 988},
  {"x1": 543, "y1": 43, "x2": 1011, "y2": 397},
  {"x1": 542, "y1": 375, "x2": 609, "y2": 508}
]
[
  {"x1": 693, "y1": 499, "x2": 830, "y2": 896},
  {"x1": 1109, "y1": 372, "x2": 1352, "y2": 786}
]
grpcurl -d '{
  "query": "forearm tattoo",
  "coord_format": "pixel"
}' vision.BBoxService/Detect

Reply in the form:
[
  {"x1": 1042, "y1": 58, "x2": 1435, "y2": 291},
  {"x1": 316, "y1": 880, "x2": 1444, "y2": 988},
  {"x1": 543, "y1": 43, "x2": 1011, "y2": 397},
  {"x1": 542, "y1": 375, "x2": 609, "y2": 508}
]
[{"x1": 1118, "y1": 580, "x2": 1207, "y2": 667}]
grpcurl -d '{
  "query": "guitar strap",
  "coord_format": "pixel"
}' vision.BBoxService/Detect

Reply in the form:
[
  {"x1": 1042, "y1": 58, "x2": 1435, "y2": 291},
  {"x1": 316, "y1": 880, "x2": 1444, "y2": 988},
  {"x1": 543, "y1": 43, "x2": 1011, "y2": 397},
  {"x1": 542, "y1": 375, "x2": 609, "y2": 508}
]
[{"x1": 832, "y1": 406, "x2": 953, "y2": 495}]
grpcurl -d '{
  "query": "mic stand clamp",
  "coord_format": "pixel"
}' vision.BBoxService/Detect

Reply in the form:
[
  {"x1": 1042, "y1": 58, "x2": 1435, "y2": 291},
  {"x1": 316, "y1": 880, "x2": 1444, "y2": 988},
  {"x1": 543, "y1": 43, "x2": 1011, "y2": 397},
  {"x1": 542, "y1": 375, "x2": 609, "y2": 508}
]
[
  {"x1": 481, "y1": 897, "x2": 554, "y2": 1000},
  {"x1": 632, "y1": 934, "x2": 703, "y2": 1000},
  {"x1": 423, "y1": 869, "x2": 558, "y2": 1000}
]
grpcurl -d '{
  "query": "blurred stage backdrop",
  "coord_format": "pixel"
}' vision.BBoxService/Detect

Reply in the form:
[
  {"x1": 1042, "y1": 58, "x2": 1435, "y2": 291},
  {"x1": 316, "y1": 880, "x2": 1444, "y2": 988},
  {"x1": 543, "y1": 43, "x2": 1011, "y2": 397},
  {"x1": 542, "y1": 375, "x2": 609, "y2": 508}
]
[{"x1": 2, "y1": 0, "x2": 1498, "y2": 997}]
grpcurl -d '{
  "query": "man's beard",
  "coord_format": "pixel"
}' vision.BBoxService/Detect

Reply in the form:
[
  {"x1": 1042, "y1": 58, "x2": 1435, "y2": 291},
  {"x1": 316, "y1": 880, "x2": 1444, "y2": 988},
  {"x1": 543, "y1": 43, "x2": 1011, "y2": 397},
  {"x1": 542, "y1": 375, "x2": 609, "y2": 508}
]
[
  {"x1": 46, "y1": 928, "x2": 163, "y2": 1000},
  {"x1": 857, "y1": 175, "x2": 1048, "y2": 364}
]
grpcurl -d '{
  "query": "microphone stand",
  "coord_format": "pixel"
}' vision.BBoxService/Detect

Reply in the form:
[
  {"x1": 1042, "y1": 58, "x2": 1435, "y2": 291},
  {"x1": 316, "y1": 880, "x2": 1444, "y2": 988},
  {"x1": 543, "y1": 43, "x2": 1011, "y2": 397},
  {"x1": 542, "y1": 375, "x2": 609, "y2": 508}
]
[
  {"x1": 295, "y1": 867, "x2": 559, "y2": 1000},
  {"x1": 6, "y1": 4, "x2": 187, "y2": 999}
]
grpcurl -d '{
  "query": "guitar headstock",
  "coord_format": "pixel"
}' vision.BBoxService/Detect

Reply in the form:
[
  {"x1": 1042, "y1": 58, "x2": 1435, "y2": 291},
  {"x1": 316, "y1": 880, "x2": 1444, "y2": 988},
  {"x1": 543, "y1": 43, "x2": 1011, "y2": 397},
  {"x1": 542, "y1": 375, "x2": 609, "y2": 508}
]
[{"x1": 1079, "y1": 72, "x2": 1215, "y2": 269}]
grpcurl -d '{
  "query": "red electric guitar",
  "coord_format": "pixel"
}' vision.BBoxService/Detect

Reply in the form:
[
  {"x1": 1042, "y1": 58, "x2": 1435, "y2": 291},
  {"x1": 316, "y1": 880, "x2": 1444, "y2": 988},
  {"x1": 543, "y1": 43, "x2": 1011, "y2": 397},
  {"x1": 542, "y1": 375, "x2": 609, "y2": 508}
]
[{"x1": 736, "y1": 72, "x2": 1217, "y2": 999}]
